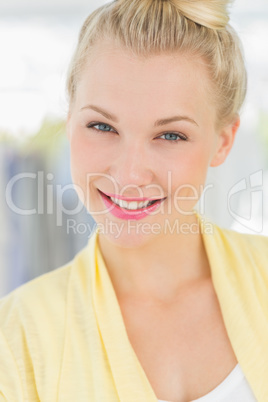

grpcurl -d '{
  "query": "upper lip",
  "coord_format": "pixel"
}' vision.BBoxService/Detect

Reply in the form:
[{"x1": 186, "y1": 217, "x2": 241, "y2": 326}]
[{"x1": 98, "y1": 190, "x2": 165, "y2": 202}]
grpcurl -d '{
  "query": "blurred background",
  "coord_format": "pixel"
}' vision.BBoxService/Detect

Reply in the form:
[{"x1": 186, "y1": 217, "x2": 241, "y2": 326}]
[{"x1": 0, "y1": 0, "x2": 268, "y2": 297}]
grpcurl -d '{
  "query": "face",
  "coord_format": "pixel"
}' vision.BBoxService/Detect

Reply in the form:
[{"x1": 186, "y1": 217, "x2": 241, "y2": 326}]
[{"x1": 67, "y1": 40, "x2": 238, "y2": 247}]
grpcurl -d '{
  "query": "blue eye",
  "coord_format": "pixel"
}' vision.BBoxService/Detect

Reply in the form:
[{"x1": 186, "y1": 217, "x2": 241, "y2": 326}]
[
  {"x1": 159, "y1": 132, "x2": 187, "y2": 142},
  {"x1": 87, "y1": 123, "x2": 187, "y2": 142},
  {"x1": 87, "y1": 122, "x2": 116, "y2": 132}
]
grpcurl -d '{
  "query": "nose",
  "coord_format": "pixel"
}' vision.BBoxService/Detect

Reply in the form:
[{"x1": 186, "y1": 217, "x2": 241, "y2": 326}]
[{"x1": 109, "y1": 140, "x2": 154, "y2": 190}]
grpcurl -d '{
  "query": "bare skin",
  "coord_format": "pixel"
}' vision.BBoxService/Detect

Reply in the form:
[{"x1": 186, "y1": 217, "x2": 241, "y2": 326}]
[{"x1": 117, "y1": 277, "x2": 237, "y2": 402}]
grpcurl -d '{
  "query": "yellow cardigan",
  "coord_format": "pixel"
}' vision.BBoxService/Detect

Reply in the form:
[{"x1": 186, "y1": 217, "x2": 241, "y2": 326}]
[{"x1": 0, "y1": 219, "x2": 268, "y2": 401}]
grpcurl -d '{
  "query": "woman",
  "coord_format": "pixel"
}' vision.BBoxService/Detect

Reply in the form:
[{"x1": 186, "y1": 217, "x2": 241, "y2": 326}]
[{"x1": 0, "y1": 0, "x2": 267, "y2": 401}]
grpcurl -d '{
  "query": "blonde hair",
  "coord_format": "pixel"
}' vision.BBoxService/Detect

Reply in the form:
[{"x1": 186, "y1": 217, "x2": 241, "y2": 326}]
[{"x1": 67, "y1": 0, "x2": 247, "y2": 127}]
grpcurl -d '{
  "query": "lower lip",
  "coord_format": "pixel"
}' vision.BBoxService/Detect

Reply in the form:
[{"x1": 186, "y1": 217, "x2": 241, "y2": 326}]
[{"x1": 99, "y1": 191, "x2": 164, "y2": 221}]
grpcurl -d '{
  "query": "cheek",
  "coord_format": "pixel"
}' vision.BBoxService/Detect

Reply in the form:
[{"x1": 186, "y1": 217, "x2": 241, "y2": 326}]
[
  {"x1": 168, "y1": 146, "x2": 211, "y2": 189},
  {"x1": 165, "y1": 148, "x2": 211, "y2": 213},
  {"x1": 69, "y1": 132, "x2": 112, "y2": 208},
  {"x1": 69, "y1": 130, "x2": 109, "y2": 180}
]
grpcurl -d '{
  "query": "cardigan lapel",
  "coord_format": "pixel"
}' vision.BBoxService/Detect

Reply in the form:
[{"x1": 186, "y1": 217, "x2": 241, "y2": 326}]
[
  {"x1": 91, "y1": 231, "x2": 158, "y2": 402},
  {"x1": 202, "y1": 217, "x2": 268, "y2": 402}
]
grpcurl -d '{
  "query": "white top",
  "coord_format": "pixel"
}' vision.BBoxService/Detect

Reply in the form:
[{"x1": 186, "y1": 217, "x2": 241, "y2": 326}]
[{"x1": 158, "y1": 363, "x2": 257, "y2": 402}]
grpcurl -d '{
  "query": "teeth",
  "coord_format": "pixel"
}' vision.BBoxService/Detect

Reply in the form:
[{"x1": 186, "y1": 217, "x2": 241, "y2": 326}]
[
  {"x1": 110, "y1": 197, "x2": 153, "y2": 210},
  {"x1": 127, "y1": 201, "x2": 138, "y2": 210},
  {"x1": 119, "y1": 199, "x2": 128, "y2": 208}
]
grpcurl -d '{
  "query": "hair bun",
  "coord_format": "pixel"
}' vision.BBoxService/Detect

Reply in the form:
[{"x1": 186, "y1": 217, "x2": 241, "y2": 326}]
[
  {"x1": 115, "y1": 0, "x2": 232, "y2": 30},
  {"x1": 173, "y1": 0, "x2": 232, "y2": 29}
]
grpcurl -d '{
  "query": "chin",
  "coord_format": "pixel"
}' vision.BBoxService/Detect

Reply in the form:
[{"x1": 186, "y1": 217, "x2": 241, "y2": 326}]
[{"x1": 96, "y1": 219, "x2": 160, "y2": 249}]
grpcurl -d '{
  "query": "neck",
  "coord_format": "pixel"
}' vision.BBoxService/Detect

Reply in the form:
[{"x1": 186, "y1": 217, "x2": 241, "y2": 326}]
[{"x1": 97, "y1": 213, "x2": 211, "y2": 305}]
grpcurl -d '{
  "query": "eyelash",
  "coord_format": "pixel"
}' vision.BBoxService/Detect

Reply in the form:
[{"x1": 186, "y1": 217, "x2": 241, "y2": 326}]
[{"x1": 86, "y1": 122, "x2": 188, "y2": 142}]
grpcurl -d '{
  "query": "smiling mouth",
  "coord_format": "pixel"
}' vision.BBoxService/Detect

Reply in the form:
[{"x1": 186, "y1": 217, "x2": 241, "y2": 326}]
[{"x1": 98, "y1": 190, "x2": 166, "y2": 211}]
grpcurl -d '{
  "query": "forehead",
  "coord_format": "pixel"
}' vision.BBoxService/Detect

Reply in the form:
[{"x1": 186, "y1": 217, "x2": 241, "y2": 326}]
[{"x1": 75, "y1": 40, "x2": 214, "y2": 124}]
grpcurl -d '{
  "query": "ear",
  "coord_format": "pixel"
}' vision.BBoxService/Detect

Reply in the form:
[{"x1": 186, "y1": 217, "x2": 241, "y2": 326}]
[{"x1": 210, "y1": 115, "x2": 240, "y2": 167}]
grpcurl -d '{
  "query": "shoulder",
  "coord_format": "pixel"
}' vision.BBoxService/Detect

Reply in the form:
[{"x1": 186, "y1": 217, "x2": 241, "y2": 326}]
[
  {"x1": 200, "y1": 212, "x2": 268, "y2": 252},
  {"x1": 0, "y1": 263, "x2": 73, "y2": 400},
  {"x1": 0, "y1": 262, "x2": 72, "y2": 333},
  {"x1": 0, "y1": 234, "x2": 97, "y2": 400},
  {"x1": 213, "y1": 223, "x2": 268, "y2": 258},
  {"x1": 0, "y1": 231, "x2": 96, "y2": 330},
  {"x1": 200, "y1": 214, "x2": 268, "y2": 280},
  {"x1": 0, "y1": 234, "x2": 96, "y2": 318}
]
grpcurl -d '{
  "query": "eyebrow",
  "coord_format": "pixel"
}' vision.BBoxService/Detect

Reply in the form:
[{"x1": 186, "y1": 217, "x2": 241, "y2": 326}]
[
  {"x1": 80, "y1": 105, "x2": 118, "y2": 122},
  {"x1": 155, "y1": 115, "x2": 199, "y2": 127},
  {"x1": 80, "y1": 104, "x2": 199, "y2": 127}
]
